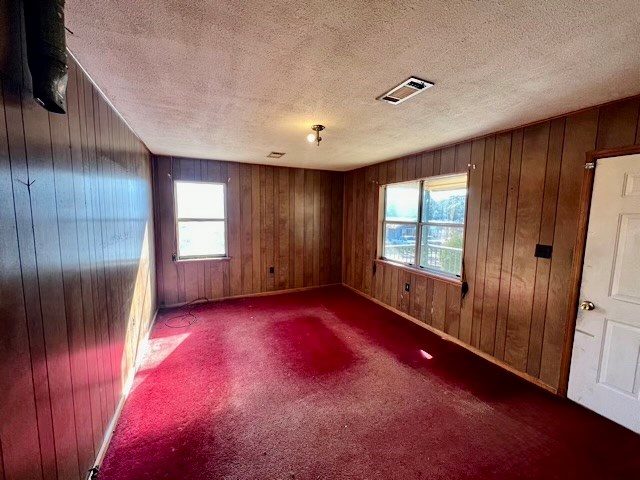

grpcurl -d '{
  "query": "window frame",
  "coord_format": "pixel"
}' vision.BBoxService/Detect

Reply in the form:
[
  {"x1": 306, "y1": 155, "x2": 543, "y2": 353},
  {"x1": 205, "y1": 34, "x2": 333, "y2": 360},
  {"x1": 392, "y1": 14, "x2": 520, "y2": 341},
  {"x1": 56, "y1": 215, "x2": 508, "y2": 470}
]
[
  {"x1": 379, "y1": 173, "x2": 468, "y2": 281},
  {"x1": 174, "y1": 180, "x2": 229, "y2": 261}
]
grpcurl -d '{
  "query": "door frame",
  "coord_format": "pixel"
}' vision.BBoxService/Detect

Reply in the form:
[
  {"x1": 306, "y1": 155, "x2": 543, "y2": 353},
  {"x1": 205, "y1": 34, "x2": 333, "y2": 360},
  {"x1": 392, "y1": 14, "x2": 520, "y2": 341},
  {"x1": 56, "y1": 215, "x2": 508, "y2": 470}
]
[{"x1": 558, "y1": 144, "x2": 640, "y2": 396}]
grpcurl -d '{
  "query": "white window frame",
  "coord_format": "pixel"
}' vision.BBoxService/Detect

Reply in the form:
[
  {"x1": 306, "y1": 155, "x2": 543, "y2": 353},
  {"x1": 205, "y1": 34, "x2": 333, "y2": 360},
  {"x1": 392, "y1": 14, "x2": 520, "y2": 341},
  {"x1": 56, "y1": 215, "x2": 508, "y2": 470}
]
[
  {"x1": 380, "y1": 173, "x2": 468, "y2": 280},
  {"x1": 174, "y1": 180, "x2": 228, "y2": 260}
]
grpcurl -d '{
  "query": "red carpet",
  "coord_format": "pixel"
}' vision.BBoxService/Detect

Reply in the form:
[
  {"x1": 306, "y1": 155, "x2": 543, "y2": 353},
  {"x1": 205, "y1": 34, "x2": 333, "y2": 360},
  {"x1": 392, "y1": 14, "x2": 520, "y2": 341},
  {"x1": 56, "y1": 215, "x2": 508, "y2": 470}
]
[{"x1": 101, "y1": 286, "x2": 640, "y2": 479}]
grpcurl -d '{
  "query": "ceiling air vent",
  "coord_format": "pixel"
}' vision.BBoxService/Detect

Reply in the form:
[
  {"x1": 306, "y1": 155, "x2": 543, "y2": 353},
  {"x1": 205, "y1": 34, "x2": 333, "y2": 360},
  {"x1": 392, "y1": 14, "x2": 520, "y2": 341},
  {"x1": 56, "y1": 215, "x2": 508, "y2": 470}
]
[
  {"x1": 267, "y1": 152, "x2": 286, "y2": 158},
  {"x1": 377, "y1": 77, "x2": 434, "y2": 105}
]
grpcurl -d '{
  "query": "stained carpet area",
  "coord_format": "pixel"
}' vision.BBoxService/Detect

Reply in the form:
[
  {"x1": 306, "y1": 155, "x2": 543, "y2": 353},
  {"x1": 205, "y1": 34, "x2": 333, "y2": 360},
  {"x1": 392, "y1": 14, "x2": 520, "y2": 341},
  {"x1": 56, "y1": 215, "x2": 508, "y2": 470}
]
[{"x1": 101, "y1": 286, "x2": 640, "y2": 479}]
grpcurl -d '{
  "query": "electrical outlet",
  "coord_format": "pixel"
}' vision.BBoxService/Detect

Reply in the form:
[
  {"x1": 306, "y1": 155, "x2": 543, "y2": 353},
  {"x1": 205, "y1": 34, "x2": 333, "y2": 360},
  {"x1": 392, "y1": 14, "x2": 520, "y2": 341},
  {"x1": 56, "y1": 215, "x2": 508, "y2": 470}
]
[{"x1": 404, "y1": 283, "x2": 410, "y2": 292}]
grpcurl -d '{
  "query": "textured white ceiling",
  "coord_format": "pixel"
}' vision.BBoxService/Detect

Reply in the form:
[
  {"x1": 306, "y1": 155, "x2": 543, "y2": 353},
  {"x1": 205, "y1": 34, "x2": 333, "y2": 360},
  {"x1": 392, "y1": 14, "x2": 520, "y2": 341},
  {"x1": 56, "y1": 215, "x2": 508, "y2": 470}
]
[{"x1": 66, "y1": 1, "x2": 640, "y2": 171}]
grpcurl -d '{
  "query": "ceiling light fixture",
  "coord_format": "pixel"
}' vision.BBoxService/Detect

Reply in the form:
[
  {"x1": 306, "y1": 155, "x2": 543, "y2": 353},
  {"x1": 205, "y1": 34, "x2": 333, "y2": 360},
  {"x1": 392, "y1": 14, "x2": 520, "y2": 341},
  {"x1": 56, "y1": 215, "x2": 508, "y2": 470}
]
[{"x1": 307, "y1": 124, "x2": 325, "y2": 146}]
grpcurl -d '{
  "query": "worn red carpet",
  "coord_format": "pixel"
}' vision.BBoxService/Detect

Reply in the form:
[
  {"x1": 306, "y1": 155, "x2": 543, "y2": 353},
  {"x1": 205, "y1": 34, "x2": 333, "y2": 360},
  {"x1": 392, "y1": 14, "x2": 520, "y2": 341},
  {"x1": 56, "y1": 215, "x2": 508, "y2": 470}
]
[{"x1": 101, "y1": 286, "x2": 640, "y2": 479}]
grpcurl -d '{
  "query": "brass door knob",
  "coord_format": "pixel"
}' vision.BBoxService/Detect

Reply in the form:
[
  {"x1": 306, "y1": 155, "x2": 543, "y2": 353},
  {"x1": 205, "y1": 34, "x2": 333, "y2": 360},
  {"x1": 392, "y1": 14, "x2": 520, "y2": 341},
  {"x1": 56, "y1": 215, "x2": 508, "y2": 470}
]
[{"x1": 580, "y1": 301, "x2": 595, "y2": 311}]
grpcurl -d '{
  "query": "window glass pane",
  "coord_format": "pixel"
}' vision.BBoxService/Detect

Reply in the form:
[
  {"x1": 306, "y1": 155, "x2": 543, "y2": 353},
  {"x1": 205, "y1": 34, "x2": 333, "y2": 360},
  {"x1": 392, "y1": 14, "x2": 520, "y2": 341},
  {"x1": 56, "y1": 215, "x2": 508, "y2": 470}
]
[
  {"x1": 422, "y1": 187, "x2": 467, "y2": 223},
  {"x1": 419, "y1": 225, "x2": 464, "y2": 276},
  {"x1": 178, "y1": 221, "x2": 226, "y2": 257},
  {"x1": 383, "y1": 223, "x2": 417, "y2": 264},
  {"x1": 176, "y1": 182, "x2": 225, "y2": 219},
  {"x1": 385, "y1": 182, "x2": 420, "y2": 222}
]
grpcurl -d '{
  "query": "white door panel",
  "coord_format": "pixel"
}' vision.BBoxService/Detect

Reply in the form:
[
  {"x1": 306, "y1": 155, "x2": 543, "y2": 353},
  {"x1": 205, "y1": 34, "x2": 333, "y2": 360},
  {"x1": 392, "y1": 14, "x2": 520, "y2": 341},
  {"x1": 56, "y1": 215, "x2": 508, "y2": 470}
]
[
  {"x1": 610, "y1": 214, "x2": 640, "y2": 304},
  {"x1": 568, "y1": 153, "x2": 640, "y2": 433}
]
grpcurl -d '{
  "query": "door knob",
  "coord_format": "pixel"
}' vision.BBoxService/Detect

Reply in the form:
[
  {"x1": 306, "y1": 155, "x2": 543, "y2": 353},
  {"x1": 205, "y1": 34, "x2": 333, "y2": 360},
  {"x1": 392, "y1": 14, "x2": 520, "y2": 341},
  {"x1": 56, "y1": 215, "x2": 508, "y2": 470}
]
[{"x1": 580, "y1": 301, "x2": 595, "y2": 311}]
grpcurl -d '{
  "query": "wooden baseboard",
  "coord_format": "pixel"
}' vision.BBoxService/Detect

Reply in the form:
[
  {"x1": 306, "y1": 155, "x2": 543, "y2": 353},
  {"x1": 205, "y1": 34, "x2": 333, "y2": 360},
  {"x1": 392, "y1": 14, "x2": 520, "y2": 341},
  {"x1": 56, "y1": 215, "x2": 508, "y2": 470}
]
[
  {"x1": 160, "y1": 284, "x2": 341, "y2": 309},
  {"x1": 90, "y1": 308, "x2": 159, "y2": 476},
  {"x1": 343, "y1": 284, "x2": 558, "y2": 395}
]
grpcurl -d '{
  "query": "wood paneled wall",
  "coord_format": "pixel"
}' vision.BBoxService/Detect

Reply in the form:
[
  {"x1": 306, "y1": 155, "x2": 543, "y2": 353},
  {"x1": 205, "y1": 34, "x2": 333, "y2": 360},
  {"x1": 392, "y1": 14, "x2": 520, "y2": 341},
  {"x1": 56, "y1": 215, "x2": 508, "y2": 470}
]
[
  {"x1": 0, "y1": 49, "x2": 155, "y2": 480},
  {"x1": 343, "y1": 96, "x2": 640, "y2": 392},
  {"x1": 154, "y1": 156, "x2": 343, "y2": 306}
]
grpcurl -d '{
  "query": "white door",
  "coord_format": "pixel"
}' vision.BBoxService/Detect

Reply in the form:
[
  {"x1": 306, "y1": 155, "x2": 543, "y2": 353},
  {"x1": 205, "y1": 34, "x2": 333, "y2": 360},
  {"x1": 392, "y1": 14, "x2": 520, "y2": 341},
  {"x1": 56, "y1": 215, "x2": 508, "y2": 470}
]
[{"x1": 568, "y1": 153, "x2": 640, "y2": 433}]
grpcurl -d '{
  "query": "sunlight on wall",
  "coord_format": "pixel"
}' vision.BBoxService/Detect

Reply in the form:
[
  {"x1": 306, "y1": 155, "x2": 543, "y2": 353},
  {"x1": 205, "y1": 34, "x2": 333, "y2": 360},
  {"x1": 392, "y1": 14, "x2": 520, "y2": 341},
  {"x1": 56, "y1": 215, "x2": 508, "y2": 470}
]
[{"x1": 121, "y1": 221, "x2": 156, "y2": 396}]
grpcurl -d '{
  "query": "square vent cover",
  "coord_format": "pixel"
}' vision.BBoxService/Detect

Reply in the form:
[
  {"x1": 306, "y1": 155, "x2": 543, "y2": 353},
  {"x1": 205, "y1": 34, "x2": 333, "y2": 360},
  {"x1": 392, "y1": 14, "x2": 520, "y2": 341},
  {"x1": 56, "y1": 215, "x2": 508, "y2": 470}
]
[
  {"x1": 267, "y1": 152, "x2": 286, "y2": 158},
  {"x1": 377, "y1": 77, "x2": 434, "y2": 105}
]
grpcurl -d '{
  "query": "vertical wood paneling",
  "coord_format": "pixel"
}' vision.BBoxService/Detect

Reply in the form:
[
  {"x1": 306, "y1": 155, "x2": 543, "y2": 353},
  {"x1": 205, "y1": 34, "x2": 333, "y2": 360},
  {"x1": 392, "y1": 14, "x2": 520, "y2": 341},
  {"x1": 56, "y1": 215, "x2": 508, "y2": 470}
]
[
  {"x1": 251, "y1": 165, "x2": 262, "y2": 292},
  {"x1": 79, "y1": 71, "x2": 111, "y2": 443},
  {"x1": 154, "y1": 159, "x2": 343, "y2": 306},
  {"x1": 353, "y1": 170, "x2": 363, "y2": 292},
  {"x1": 455, "y1": 143, "x2": 472, "y2": 172},
  {"x1": 596, "y1": 99, "x2": 640, "y2": 149},
  {"x1": 412, "y1": 275, "x2": 427, "y2": 322},
  {"x1": 228, "y1": 162, "x2": 242, "y2": 296},
  {"x1": 312, "y1": 172, "x2": 321, "y2": 286},
  {"x1": 288, "y1": 169, "x2": 296, "y2": 287},
  {"x1": 50, "y1": 70, "x2": 95, "y2": 474},
  {"x1": 539, "y1": 109, "x2": 599, "y2": 387},
  {"x1": 527, "y1": 118, "x2": 565, "y2": 377},
  {"x1": 302, "y1": 170, "x2": 313, "y2": 288},
  {"x1": 329, "y1": 168, "x2": 346, "y2": 285},
  {"x1": 272, "y1": 166, "x2": 280, "y2": 289},
  {"x1": 240, "y1": 163, "x2": 253, "y2": 294},
  {"x1": 505, "y1": 122, "x2": 550, "y2": 371},
  {"x1": 420, "y1": 151, "x2": 434, "y2": 178},
  {"x1": 494, "y1": 129, "x2": 524, "y2": 361},
  {"x1": 278, "y1": 168, "x2": 290, "y2": 289},
  {"x1": 6, "y1": 79, "x2": 59, "y2": 480},
  {"x1": 294, "y1": 169, "x2": 305, "y2": 288},
  {"x1": 363, "y1": 166, "x2": 376, "y2": 295},
  {"x1": 390, "y1": 267, "x2": 399, "y2": 310},
  {"x1": 433, "y1": 150, "x2": 442, "y2": 175},
  {"x1": 344, "y1": 172, "x2": 354, "y2": 286},
  {"x1": 445, "y1": 283, "x2": 461, "y2": 336},
  {"x1": 432, "y1": 282, "x2": 447, "y2": 332},
  {"x1": 440, "y1": 146, "x2": 456, "y2": 174},
  {"x1": 343, "y1": 96, "x2": 640, "y2": 392},
  {"x1": 479, "y1": 132, "x2": 511, "y2": 354},
  {"x1": 471, "y1": 136, "x2": 495, "y2": 348},
  {"x1": 0, "y1": 79, "x2": 44, "y2": 480},
  {"x1": 66, "y1": 62, "x2": 101, "y2": 460},
  {"x1": 0, "y1": 54, "x2": 155, "y2": 480},
  {"x1": 95, "y1": 89, "x2": 118, "y2": 414},
  {"x1": 156, "y1": 157, "x2": 176, "y2": 305},
  {"x1": 425, "y1": 278, "x2": 434, "y2": 325},
  {"x1": 459, "y1": 139, "x2": 484, "y2": 343}
]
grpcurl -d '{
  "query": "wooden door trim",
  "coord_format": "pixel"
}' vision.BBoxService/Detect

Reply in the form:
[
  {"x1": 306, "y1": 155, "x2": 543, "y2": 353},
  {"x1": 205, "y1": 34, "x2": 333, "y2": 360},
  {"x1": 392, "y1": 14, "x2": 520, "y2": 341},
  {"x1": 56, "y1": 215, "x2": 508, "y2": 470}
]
[{"x1": 558, "y1": 144, "x2": 640, "y2": 396}]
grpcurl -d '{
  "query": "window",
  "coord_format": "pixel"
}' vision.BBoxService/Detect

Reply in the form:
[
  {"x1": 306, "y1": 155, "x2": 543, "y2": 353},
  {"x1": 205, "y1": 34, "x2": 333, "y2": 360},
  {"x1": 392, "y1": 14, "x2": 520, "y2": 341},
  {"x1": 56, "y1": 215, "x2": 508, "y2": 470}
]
[
  {"x1": 174, "y1": 181, "x2": 227, "y2": 260},
  {"x1": 381, "y1": 173, "x2": 467, "y2": 278}
]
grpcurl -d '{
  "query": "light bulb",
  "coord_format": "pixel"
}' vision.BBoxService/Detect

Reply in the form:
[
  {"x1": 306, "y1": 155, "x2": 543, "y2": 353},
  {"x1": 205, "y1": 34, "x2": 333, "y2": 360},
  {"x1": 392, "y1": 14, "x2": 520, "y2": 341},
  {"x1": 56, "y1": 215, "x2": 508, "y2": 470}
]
[{"x1": 307, "y1": 133, "x2": 316, "y2": 143}]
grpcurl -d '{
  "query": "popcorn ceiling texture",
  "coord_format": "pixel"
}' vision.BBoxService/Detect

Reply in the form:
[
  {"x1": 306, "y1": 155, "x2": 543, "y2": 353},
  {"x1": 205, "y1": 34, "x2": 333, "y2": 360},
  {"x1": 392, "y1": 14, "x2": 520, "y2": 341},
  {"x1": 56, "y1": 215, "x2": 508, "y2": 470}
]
[{"x1": 66, "y1": 1, "x2": 640, "y2": 170}]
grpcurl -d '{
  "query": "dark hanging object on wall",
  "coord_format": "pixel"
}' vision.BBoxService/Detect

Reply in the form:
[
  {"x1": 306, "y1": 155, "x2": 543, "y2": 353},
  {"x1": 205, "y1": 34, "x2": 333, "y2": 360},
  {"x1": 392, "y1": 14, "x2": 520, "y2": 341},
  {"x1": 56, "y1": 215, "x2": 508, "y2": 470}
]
[{"x1": 23, "y1": 0, "x2": 68, "y2": 113}]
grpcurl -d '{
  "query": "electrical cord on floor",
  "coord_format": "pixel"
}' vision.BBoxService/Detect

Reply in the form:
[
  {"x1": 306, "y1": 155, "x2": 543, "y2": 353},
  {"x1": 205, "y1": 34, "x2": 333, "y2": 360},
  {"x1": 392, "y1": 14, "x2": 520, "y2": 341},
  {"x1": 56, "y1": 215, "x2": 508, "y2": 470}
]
[{"x1": 163, "y1": 297, "x2": 211, "y2": 328}]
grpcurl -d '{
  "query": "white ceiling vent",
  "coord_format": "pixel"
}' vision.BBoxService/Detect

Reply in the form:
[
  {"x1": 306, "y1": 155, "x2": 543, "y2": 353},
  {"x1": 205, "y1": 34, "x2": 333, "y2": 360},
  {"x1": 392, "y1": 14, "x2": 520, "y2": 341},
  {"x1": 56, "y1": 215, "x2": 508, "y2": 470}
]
[{"x1": 377, "y1": 77, "x2": 434, "y2": 105}]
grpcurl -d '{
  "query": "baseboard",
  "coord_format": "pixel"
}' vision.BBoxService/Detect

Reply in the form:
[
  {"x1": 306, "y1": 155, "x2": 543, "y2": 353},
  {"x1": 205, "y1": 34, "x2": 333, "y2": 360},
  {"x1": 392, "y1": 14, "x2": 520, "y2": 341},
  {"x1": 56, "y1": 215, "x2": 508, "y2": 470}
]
[
  {"x1": 343, "y1": 284, "x2": 557, "y2": 395},
  {"x1": 89, "y1": 308, "x2": 159, "y2": 477},
  {"x1": 160, "y1": 283, "x2": 341, "y2": 309}
]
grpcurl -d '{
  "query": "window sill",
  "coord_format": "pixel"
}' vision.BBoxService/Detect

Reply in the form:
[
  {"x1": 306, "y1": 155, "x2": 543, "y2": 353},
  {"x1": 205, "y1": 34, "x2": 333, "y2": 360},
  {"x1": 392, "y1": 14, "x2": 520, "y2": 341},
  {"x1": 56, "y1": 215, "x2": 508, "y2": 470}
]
[
  {"x1": 174, "y1": 256, "x2": 231, "y2": 264},
  {"x1": 374, "y1": 259, "x2": 462, "y2": 286}
]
